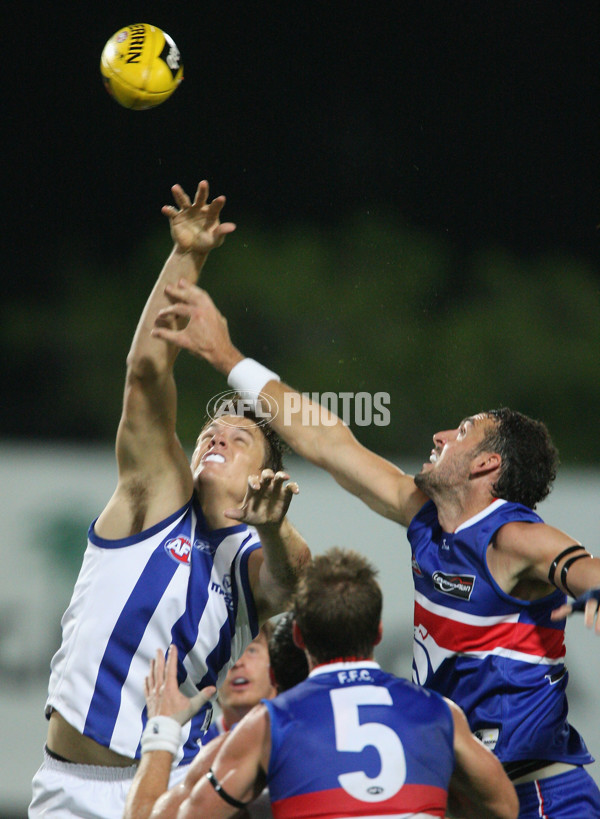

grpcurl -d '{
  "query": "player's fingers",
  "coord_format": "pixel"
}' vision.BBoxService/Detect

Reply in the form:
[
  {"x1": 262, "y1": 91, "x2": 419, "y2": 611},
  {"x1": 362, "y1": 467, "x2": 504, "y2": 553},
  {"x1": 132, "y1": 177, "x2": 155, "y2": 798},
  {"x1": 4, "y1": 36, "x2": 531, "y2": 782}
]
[
  {"x1": 206, "y1": 194, "x2": 226, "y2": 217},
  {"x1": 550, "y1": 604, "x2": 572, "y2": 621},
  {"x1": 192, "y1": 180, "x2": 209, "y2": 207},
  {"x1": 165, "y1": 645, "x2": 179, "y2": 685},
  {"x1": 216, "y1": 222, "x2": 237, "y2": 237},
  {"x1": 272, "y1": 470, "x2": 289, "y2": 482},
  {"x1": 155, "y1": 648, "x2": 166, "y2": 683},
  {"x1": 171, "y1": 184, "x2": 191, "y2": 209},
  {"x1": 247, "y1": 474, "x2": 262, "y2": 492},
  {"x1": 585, "y1": 598, "x2": 598, "y2": 629},
  {"x1": 161, "y1": 205, "x2": 179, "y2": 219},
  {"x1": 259, "y1": 469, "x2": 275, "y2": 487},
  {"x1": 224, "y1": 507, "x2": 244, "y2": 521},
  {"x1": 151, "y1": 327, "x2": 182, "y2": 344},
  {"x1": 156, "y1": 303, "x2": 192, "y2": 321},
  {"x1": 189, "y1": 685, "x2": 216, "y2": 713},
  {"x1": 284, "y1": 481, "x2": 300, "y2": 496}
]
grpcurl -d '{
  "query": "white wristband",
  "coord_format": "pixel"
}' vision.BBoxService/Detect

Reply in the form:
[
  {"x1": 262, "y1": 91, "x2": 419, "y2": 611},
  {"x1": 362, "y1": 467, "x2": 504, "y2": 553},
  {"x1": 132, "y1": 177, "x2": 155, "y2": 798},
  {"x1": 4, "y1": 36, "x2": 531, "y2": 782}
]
[
  {"x1": 140, "y1": 716, "x2": 182, "y2": 756},
  {"x1": 227, "y1": 358, "x2": 280, "y2": 401}
]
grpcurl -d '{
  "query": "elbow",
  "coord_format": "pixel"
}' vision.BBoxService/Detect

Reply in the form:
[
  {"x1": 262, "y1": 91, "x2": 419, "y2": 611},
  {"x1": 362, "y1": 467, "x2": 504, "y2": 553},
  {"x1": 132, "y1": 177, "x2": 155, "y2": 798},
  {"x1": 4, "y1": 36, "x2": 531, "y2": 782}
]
[{"x1": 126, "y1": 351, "x2": 163, "y2": 386}]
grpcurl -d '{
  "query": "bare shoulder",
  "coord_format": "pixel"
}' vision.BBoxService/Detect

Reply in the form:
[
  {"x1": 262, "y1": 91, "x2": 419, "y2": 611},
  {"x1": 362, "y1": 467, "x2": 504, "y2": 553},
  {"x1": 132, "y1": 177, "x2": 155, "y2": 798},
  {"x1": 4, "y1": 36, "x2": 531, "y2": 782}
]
[{"x1": 94, "y1": 459, "x2": 193, "y2": 539}]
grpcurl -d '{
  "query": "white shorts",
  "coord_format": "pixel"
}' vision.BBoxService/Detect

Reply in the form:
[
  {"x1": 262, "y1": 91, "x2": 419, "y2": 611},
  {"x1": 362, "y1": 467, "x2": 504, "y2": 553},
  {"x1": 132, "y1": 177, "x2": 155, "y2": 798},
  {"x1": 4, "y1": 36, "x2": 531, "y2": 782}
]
[{"x1": 29, "y1": 747, "x2": 188, "y2": 819}]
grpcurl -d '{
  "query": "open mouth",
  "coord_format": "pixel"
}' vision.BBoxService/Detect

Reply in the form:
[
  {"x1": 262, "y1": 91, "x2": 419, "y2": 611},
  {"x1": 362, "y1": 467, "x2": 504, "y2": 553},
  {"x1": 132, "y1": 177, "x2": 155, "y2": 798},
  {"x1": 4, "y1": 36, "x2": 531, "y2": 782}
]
[{"x1": 204, "y1": 453, "x2": 226, "y2": 464}]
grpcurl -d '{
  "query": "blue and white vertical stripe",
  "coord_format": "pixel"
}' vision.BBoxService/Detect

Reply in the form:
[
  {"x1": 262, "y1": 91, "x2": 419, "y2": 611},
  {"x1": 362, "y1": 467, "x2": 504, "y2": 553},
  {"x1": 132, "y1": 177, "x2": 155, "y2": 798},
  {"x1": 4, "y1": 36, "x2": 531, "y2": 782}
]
[{"x1": 46, "y1": 495, "x2": 260, "y2": 764}]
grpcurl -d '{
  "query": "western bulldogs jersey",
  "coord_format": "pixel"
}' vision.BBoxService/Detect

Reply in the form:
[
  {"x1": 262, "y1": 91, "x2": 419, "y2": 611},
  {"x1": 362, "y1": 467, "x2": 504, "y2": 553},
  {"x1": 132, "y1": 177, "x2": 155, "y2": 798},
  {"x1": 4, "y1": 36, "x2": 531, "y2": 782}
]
[
  {"x1": 408, "y1": 498, "x2": 592, "y2": 765},
  {"x1": 46, "y1": 494, "x2": 260, "y2": 766},
  {"x1": 264, "y1": 661, "x2": 454, "y2": 819}
]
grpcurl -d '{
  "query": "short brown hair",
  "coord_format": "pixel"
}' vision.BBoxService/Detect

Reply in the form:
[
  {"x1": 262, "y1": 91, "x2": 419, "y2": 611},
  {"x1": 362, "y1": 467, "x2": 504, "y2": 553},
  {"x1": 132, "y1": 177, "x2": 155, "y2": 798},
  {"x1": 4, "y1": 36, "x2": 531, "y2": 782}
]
[
  {"x1": 268, "y1": 612, "x2": 308, "y2": 692},
  {"x1": 292, "y1": 548, "x2": 382, "y2": 664}
]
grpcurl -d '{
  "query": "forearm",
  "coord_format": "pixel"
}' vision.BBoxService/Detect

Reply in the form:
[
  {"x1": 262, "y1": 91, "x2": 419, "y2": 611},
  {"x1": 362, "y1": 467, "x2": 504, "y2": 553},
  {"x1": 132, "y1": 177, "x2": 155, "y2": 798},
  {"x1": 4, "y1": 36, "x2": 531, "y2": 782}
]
[
  {"x1": 123, "y1": 752, "x2": 174, "y2": 819},
  {"x1": 254, "y1": 518, "x2": 311, "y2": 618},
  {"x1": 128, "y1": 247, "x2": 210, "y2": 377}
]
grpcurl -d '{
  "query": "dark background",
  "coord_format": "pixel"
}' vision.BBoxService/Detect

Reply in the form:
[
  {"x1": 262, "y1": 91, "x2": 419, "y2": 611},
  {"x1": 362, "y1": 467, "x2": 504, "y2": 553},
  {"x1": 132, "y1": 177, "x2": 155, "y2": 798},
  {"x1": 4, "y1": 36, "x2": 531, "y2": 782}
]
[{"x1": 3, "y1": 2, "x2": 599, "y2": 459}]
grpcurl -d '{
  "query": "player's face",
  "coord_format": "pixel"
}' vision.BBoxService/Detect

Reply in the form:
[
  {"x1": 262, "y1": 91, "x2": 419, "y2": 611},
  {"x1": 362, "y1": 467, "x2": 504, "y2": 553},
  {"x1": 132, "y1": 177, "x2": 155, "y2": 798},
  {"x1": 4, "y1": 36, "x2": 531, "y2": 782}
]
[
  {"x1": 191, "y1": 416, "x2": 268, "y2": 498},
  {"x1": 218, "y1": 632, "x2": 276, "y2": 711},
  {"x1": 415, "y1": 413, "x2": 495, "y2": 494}
]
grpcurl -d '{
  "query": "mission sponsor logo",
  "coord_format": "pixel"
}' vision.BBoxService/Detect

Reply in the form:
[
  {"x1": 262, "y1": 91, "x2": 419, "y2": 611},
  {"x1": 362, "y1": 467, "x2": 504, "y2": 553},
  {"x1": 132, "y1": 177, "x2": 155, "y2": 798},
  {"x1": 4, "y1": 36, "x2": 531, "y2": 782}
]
[
  {"x1": 432, "y1": 571, "x2": 475, "y2": 600},
  {"x1": 164, "y1": 536, "x2": 192, "y2": 565}
]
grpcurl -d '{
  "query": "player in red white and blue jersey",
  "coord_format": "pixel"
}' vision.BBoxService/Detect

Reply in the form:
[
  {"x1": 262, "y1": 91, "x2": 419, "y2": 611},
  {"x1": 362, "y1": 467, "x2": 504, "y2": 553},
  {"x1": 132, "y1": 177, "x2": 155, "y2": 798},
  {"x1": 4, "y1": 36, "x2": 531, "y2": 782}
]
[
  {"x1": 29, "y1": 182, "x2": 310, "y2": 819},
  {"x1": 154, "y1": 312, "x2": 600, "y2": 818},
  {"x1": 124, "y1": 548, "x2": 518, "y2": 819}
]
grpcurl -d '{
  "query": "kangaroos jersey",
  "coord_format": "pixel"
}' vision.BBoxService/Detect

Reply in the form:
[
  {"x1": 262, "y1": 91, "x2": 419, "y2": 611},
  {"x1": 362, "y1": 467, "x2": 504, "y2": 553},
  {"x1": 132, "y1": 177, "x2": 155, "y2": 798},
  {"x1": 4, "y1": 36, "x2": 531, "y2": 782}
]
[
  {"x1": 264, "y1": 661, "x2": 454, "y2": 819},
  {"x1": 46, "y1": 494, "x2": 260, "y2": 766},
  {"x1": 408, "y1": 498, "x2": 592, "y2": 765}
]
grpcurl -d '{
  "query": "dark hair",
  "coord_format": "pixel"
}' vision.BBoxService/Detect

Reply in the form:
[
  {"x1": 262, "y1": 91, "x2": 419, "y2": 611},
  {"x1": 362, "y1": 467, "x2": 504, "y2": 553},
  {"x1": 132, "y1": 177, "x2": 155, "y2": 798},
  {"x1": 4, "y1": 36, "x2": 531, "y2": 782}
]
[
  {"x1": 478, "y1": 408, "x2": 559, "y2": 509},
  {"x1": 292, "y1": 548, "x2": 382, "y2": 664},
  {"x1": 268, "y1": 612, "x2": 309, "y2": 692},
  {"x1": 201, "y1": 395, "x2": 288, "y2": 473}
]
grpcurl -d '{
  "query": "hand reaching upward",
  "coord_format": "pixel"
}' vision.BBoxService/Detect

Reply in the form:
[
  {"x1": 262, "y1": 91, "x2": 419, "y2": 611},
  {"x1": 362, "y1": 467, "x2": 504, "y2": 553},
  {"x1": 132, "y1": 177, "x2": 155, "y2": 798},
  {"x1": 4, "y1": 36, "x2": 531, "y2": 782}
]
[{"x1": 162, "y1": 180, "x2": 236, "y2": 256}]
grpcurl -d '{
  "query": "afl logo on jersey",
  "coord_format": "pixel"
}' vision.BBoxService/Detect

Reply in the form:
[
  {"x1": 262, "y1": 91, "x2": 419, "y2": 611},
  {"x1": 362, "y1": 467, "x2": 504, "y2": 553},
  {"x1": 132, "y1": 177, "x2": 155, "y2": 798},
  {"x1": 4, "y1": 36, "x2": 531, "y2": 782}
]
[
  {"x1": 432, "y1": 571, "x2": 475, "y2": 600},
  {"x1": 164, "y1": 536, "x2": 192, "y2": 565}
]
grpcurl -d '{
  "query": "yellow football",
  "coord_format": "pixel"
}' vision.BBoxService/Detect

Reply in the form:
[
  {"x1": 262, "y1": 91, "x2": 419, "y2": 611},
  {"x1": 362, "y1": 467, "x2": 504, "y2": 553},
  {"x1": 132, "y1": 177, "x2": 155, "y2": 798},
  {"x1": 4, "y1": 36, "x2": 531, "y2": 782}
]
[{"x1": 100, "y1": 24, "x2": 183, "y2": 110}]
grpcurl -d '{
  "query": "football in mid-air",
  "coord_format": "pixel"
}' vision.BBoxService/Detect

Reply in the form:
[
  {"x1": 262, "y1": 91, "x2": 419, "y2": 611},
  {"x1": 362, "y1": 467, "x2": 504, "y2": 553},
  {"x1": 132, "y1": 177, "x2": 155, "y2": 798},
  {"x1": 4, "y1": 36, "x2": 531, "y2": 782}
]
[{"x1": 100, "y1": 24, "x2": 183, "y2": 110}]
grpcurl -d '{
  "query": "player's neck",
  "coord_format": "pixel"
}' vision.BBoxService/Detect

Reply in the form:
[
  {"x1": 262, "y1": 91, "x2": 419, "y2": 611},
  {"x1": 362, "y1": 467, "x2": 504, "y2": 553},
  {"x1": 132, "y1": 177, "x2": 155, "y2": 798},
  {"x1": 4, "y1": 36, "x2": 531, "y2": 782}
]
[
  {"x1": 436, "y1": 496, "x2": 495, "y2": 532},
  {"x1": 436, "y1": 491, "x2": 498, "y2": 533},
  {"x1": 197, "y1": 487, "x2": 243, "y2": 531},
  {"x1": 221, "y1": 704, "x2": 252, "y2": 731},
  {"x1": 309, "y1": 655, "x2": 374, "y2": 672}
]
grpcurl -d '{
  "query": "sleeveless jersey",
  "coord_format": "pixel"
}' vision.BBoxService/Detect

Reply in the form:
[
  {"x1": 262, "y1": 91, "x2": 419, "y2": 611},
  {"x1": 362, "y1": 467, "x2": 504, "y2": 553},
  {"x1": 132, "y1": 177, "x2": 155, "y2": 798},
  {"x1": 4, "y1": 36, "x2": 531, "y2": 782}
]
[
  {"x1": 408, "y1": 498, "x2": 592, "y2": 765},
  {"x1": 46, "y1": 494, "x2": 260, "y2": 766},
  {"x1": 264, "y1": 661, "x2": 454, "y2": 819}
]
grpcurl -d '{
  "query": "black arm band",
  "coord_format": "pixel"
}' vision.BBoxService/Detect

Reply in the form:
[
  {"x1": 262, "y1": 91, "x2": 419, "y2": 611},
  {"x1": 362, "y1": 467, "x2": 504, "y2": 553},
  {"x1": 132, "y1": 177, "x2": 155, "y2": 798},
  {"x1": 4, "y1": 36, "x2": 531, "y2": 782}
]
[
  {"x1": 548, "y1": 545, "x2": 586, "y2": 586},
  {"x1": 206, "y1": 769, "x2": 251, "y2": 810},
  {"x1": 561, "y1": 553, "x2": 592, "y2": 598}
]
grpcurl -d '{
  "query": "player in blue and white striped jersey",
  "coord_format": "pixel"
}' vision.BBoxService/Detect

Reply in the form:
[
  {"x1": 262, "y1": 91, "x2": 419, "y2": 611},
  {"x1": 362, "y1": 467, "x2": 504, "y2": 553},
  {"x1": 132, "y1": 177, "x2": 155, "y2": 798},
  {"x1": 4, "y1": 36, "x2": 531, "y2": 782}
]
[{"x1": 29, "y1": 181, "x2": 310, "y2": 819}]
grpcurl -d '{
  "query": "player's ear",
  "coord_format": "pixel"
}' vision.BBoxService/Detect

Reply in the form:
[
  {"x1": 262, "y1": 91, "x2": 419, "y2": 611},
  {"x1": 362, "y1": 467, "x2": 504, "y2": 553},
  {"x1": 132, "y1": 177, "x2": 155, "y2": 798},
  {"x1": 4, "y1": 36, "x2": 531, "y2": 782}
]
[
  {"x1": 471, "y1": 451, "x2": 501, "y2": 476},
  {"x1": 374, "y1": 622, "x2": 383, "y2": 646},
  {"x1": 292, "y1": 620, "x2": 305, "y2": 650}
]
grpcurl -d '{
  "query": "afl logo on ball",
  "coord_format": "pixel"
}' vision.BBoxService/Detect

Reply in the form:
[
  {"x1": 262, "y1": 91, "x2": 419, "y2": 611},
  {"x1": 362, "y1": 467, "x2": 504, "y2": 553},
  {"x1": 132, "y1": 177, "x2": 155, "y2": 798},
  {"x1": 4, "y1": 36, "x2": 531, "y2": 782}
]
[{"x1": 164, "y1": 536, "x2": 192, "y2": 565}]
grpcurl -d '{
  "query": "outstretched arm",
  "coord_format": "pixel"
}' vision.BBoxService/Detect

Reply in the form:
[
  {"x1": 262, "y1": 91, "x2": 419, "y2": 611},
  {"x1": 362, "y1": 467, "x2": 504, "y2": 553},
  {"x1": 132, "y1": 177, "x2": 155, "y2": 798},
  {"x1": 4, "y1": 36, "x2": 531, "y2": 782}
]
[
  {"x1": 180, "y1": 706, "x2": 269, "y2": 819},
  {"x1": 227, "y1": 469, "x2": 311, "y2": 622},
  {"x1": 446, "y1": 700, "x2": 518, "y2": 819},
  {"x1": 151, "y1": 282, "x2": 428, "y2": 528},
  {"x1": 124, "y1": 645, "x2": 216, "y2": 819},
  {"x1": 96, "y1": 183, "x2": 236, "y2": 539}
]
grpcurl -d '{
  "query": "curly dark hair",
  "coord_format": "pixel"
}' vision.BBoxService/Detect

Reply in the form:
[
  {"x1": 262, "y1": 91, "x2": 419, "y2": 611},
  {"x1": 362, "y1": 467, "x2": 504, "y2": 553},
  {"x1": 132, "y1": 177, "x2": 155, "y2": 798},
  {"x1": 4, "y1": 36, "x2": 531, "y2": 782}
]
[
  {"x1": 477, "y1": 408, "x2": 559, "y2": 509},
  {"x1": 268, "y1": 612, "x2": 309, "y2": 693},
  {"x1": 292, "y1": 548, "x2": 382, "y2": 664}
]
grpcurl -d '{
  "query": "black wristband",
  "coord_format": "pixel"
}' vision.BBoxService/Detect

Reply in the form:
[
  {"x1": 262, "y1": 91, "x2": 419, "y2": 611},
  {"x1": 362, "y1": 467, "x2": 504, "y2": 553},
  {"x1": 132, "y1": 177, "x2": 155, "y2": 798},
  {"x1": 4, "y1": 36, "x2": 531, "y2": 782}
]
[{"x1": 206, "y1": 769, "x2": 251, "y2": 810}]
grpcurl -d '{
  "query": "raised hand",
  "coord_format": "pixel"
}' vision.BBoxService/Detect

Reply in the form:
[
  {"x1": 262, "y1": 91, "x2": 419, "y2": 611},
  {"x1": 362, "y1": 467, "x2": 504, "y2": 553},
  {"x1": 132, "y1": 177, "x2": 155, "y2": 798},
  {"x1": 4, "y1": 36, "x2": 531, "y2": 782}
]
[
  {"x1": 225, "y1": 469, "x2": 299, "y2": 526},
  {"x1": 551, "y1": 587, "x2": 600, "y2": 633},
  {"x1": 151, "y1": 280, "x2": 242, "y2": 374},
  {"x1": 162, "y1": 180, "x2": 236, "y2": 255},
  {"x1": 145, "y1": 645, "x2": 216, "y2": 727}
]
